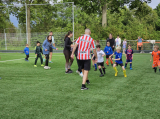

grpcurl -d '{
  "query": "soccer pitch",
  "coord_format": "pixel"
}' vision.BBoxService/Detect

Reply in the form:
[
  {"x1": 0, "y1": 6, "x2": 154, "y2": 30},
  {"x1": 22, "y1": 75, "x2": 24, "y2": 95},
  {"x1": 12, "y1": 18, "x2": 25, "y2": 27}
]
[{"x1": 0, "y1": 53, "x2": 160, "y2": 119}]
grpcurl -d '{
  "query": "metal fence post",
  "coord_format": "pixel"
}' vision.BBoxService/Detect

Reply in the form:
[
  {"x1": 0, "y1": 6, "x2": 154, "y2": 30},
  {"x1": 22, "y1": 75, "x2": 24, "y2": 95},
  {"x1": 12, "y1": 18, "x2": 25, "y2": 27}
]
[{"x1": 5, "y1": 33, "x2": 7, "y2": 50}]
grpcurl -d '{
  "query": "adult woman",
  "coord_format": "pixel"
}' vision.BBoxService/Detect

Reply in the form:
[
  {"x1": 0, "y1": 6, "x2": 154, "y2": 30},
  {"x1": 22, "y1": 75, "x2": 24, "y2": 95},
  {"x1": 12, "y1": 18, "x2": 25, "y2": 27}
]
[
  {"x1": 42, "y1": 35, "x2": 58, "y2": 69},
  {"x1": 63, "y1": 31, "x2": 75, "y2": 74},
  {"x1": 106, "y1": 34, "x2": 115, "y2": 51},
  {"x1": 115, "y1": 35, "x2": 121, "y2": 47}
]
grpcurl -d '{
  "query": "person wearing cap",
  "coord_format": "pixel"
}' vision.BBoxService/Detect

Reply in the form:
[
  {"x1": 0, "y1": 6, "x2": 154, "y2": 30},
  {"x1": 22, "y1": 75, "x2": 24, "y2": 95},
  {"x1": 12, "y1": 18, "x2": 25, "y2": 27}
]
[{"x1": 34, "y1": 41, "x2": 44, "y2": 67}]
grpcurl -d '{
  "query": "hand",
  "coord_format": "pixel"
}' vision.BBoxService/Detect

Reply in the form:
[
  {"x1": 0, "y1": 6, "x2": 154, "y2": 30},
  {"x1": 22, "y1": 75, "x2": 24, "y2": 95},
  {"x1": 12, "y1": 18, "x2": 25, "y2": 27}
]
[
  {"x1": 112, "y1": 58, "x2": 115, "y2": 60},
  {"x1": 150, "y1": 60, "x2": 151, "y2": 62},
  {"x1": 71, "y1": 54, "x2": 74, "y2": 59},
  {"x1": 74, "y1": 39, "x2": 77, "y2": 42},
  {"x1": 36, "y1": 54, "x2": 37, "y2": 56},
  {"x1": 113, "y1": 46, "x2": 114, "y2": 48},
  {"x1": 45, "y1": 49, "x2": 47, "y2": 51},
  {"x1": 71, "y1": 44, "x2": 74, "y2": 47},
  {"x1": 56, "y1": 48, "x2": 58, "y2": 50},
  {"x1": 26, "y1": 51, "x2": 28, "y2": 53}
]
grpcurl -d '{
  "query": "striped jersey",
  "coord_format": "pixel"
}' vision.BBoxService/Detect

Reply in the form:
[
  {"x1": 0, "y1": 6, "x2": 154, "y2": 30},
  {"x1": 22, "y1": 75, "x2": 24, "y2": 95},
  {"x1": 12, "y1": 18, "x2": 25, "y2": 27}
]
[{"x1": 76, "y1": 34, "x2": 96, "y2": 60}]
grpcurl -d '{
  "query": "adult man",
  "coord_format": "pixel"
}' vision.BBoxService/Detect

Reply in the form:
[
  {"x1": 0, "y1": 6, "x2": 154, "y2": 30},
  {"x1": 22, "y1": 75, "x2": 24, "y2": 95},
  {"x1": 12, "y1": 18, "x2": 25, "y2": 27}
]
[
  {"x1": 43, "y1": 31, "x2": 55, "y2": 63},
  {"x1": 106, "y1": 33, "x2": 115, "y2": 51},
  {"x1": 71, "y1": 29, "x2": 97, "y2": 90},
  {"x1": 137, "y1": 36, "x2": 143, "y2": 53}
]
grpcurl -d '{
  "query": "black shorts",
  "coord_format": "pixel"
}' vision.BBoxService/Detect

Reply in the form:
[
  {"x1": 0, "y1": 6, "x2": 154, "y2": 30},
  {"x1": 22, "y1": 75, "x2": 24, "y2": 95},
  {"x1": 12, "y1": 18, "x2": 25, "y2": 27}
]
[
  {"x1": 106, "y1": 55, "x2": 111, "y2": 58},
  {"x1": 91, "y1": 54, "x2": 95, "y2": 60},
  {"x1": 97, "y1": 62, "x2": 104, "y2": 67},
  {"x1": 49, "y1": 47, "x2": 53, "y2": 52},
  {"x1": 115, "y1": 62, "x2": 124, "y2": 67},
  {"x1": 78, "y1": 59, "x2": 91, "y2": 71}
]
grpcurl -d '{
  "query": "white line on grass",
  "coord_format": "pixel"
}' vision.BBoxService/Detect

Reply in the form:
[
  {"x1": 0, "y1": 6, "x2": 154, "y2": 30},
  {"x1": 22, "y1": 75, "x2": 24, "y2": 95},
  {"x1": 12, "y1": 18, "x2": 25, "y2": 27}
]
[{"x1": 0, "y1": 57, "x2": 35, "y2": 62}]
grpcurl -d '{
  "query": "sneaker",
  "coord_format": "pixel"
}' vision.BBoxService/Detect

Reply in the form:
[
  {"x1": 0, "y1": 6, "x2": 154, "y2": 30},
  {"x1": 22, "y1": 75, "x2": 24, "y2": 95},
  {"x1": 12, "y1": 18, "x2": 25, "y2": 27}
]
[
  {"x1": 34, "y1": 65, "x2": 37, "y2": 67},
  {"x1": 124, "y1": 75, "x2": 127, "y2": 77},
  {"x1": 49, "y1": 61, "x2": 53, "y2": 63},
  {"x1": 79, "y1": 72, "x2": 83, "y2": 77},
  {"x1": 68, "y1": 69, "x2": 73, "y2": 73},
  {"x1": 86, "y1": 80, "x2": 90, "y2": 84},
  {"x1": 44, "y1": 66, "x2": 49, "y2": 69},
  {"x1": 76, "y1": 70, "x2": 80, "y2": 74},
  {"x1": 100, "y1": 74, "x2": 104, "y2": 77},
  {"x1": 43, "y1": 58, "x2": 45, "y2": 62},
  {"x1": 41, "y1": 64, "x2": 44, "y2": 67},
  {"x1": 47, "y1": 66, "x2": 51, "y2": 69},
  {"x1": 81, "y1": 87, "x2": 89, "y2": 90},
  {"x1": 94, "y1": 69, "x2": 97, "y2": 71},
  {"x1": 130, "y1": 68, "x2": 132, "y2": 70},
  {"x1": 65, "y1": 71, "x2": 70, "y2": 74},
  {"x1": 115, "y1": 71, "x2": 118, "y2": 77},
  {"x1": 25, "y1": 59, "x2": 27, "y2": 61}
]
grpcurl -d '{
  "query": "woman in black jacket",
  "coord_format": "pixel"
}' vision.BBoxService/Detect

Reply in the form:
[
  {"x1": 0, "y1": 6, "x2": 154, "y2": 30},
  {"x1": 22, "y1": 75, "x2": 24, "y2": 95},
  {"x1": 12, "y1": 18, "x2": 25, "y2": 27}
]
[{"x1": 63, "y1": 31, "x2": 75, "y2": 74}]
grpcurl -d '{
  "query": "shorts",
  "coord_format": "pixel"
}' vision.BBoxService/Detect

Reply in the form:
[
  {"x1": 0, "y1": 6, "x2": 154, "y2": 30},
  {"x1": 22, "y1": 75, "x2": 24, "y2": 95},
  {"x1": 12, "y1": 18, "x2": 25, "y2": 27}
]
[
  {"x1": 126, "y1": 59, "x2": 132, "y2": 63},
  {"x1": 91, "y1": 54, "x2": 95, "y2": 60},
  {"x1": 49, "y1": 47, "x2": 53, "y2": 52},
  {"x1": 152, "y1": 61, "x2": 160, "y2": 68},
  {"x1": 97, "y1": 62, "x2": 104, "y2": 67},
  {"x1": 78, "y1": 59, "x2": 91, "y2": 71},
  {"x1": 138, "y1": 42, "x2": 143, "y2": 46},
  {"x1": 106, "y1": 55, "x2": 111, "y2": 58},
  {"x1": 123, "y1": 45, "x2": 126, "y2": 49},
  {"x1": 115, "y1": 62, "x2": 124, "y2": 67}
]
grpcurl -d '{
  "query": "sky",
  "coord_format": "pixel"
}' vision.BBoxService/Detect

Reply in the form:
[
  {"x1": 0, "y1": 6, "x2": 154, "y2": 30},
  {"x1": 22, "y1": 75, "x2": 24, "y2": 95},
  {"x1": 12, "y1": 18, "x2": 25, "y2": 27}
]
[{"x1": 10, "y1": 0, "x2": 160, "y2": 27}]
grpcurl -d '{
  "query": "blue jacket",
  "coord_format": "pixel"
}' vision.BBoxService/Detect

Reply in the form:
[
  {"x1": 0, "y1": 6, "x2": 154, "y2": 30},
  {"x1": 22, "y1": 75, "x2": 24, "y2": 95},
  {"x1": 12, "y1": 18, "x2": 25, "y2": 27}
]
[
  {"x1": 42, "y1": 39, "x2": 56, "y2": 54},
  {"x1": 104, "y1": 46, "x2": 113, "y2": 55},
  {"x1": 24, "y1": 47, "x2": 29, "y2": 55}
]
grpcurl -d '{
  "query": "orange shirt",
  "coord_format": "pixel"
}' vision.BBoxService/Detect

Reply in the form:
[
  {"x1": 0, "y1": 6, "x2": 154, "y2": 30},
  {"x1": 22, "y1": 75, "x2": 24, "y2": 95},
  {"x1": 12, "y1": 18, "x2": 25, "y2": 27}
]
[{"x1": 152, "y1": 51, "x2": 160, "y2": 61}]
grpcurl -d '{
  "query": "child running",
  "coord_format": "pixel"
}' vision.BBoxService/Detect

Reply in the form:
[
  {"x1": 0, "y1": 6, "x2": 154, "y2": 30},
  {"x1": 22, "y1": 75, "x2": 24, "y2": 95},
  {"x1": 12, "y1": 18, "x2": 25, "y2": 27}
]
[
  {"x1": 95, "y1": 45, "x2": 106, "y2": 77},
  {"x1": 34, "y1": 41, "x2": 44, "y2": 67},
  {"x1": 150, "y1": 45, "x2": 160, "y2": 73},
  {"x1": 125, "y1": 44, "x2": 134, "y2": 70},
  {"x1": 123, "y1": 39, "x2": 127, "y2": 54},
  {"x1": 104, "y1": 42, "x2": 113, "y2": 66},
  {"x1": 24, "y1": 44, "x2": 29, "y2": 61},
  {"x1": 109, "y1": 46, "x2": 127, "y2": 77}
]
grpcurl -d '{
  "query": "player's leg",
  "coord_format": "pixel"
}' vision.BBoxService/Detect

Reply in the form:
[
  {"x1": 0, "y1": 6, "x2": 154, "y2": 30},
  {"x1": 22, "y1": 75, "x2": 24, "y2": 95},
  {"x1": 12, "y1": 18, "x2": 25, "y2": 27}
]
[
  {"x1": 106, "y1": 55, "x2": 109, "y2": 66},
  {"x1": 25, "y1": 55, "x2": 27, "y2": 61},
  {"x1": 152, "y1": 61, "x2": 157, "y2": 73},
  {"x1": 34, "y1": 55, "x2": 38, "y2": 67},
  {"x1": 109, "y1": 55, "x2": 113, "y2": 66},
  {"x1": 113, "y1": 63, "x2": 118, "y2": 76},
  {"x1": 40, "y1": 54, "x2": 44, "y2": 66},
  {"x1": 94, "y1": 57, "x2": 97, "y2": 71},
  {"x1": 130, "y1": 60, "x2": 132, "y2": 70},
  {"x1": 91, "y1": 54, "x2": 94, "y2": 67},
  {"x1": 102, "y1": 62, "x2": 105, "y2": 74},
  {"x1": 44, "y1": 54, "x2": 50, "y2": 69},
  {"x1": 68, "y1": 51, "x2": 74, "y2": 72},
  {"x1": 63, "y1": 50, "x2": 70, "y2": 73},
  {"x1": 26, "y1": 55, "x2": 29, "y2": 61},
  {"x1": 122, "y1": 65, "x2": 127, "y2": 77},
  {"x1": 98, "y1": 64, "x2": 103, "y2": 77},
  {"x1": 43, "y1": 56, "x2": 46, "y2": 62},
  {"x1": 158, "y1": 61, "x2": 160, "y2": 72},
  {"x1": 49, "y1": 52, "x2": 53, "y2": 63},
  {"x1": 125, "y1": 60, "x2": 128, "y2": 68}
]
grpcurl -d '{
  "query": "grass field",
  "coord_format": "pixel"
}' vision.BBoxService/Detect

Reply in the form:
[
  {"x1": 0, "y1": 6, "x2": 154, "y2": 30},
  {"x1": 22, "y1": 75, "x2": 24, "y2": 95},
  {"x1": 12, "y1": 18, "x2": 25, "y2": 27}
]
[{"x1": 0, "y1": 53, "x2": 160, "y2": 119}]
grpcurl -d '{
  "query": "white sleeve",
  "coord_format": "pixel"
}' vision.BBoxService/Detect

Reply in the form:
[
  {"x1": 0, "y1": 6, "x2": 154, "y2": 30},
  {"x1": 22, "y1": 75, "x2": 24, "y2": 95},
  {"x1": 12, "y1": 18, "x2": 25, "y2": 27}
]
[
  {"x1": 119, "y1": 38, "x2": 121, "y2": 44},
  {"x1": 52, "y1": 36, "x2": 55, "y2": 44},
  {"x1": 101, "y1": 50, "x2": 105, "y2": 55}
]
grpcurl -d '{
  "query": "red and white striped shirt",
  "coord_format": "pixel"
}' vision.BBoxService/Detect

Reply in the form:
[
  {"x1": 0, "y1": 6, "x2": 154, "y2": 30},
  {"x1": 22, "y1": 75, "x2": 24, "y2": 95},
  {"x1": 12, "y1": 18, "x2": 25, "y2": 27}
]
[{"x1": 76, "y1": 34, "x2": 96, "y2": 60}]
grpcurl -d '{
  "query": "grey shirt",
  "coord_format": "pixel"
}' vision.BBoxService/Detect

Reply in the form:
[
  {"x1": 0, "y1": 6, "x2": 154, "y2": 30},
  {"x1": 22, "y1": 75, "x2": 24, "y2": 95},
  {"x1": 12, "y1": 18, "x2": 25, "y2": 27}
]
[{"x1": 97, "y1": 50, "x2": 105, "y2": 63}]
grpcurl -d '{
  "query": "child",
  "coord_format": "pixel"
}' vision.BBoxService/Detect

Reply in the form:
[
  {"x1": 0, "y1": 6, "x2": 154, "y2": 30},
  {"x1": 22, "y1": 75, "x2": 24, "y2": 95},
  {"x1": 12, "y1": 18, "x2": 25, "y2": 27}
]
[
  {"x1": 91, "y1": 40, "x2": 99, "y2": 71},
  {"x1": 109, "y1": 46, "x2": 127, "y2": 77},
  {"x1": 24, "y1": 44, "x2": 29, "y2": 61},
  {"x1": 95, "y1": 45, "x2": 106, "y2": 77},
  {"x1": 104, "y1": 42, "x2": 113, "y2": 66},
  {"x1": 123, "y1": 39, "x2": 127, "y2": 54},
  {"x1": 34, "y1": 41, "x2": 44, "y2": 67},
  {"x1": 125, "y1": 45, "x2": 134, "y2": 70},
  {"x1": 150, "y1": 45, "x2": 160, "y2": 73}
]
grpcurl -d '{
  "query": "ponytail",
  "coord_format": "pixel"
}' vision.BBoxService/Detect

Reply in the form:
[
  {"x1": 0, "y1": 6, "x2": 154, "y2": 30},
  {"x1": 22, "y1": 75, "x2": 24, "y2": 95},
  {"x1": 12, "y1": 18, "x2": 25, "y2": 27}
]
[{"x1": 64, "y1": 31, "x2": 72, "y2": 41}]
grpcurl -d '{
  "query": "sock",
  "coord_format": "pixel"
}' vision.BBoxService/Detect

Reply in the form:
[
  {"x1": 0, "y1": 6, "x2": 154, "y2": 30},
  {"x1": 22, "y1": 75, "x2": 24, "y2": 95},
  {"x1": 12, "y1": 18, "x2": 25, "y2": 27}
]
[
  {"x1": 99, "y1": 69, "x2": 103, "y2": 74},
  {"x1": 113, "y1": 67, "x2": 118, "y2": 72},
  {"x1": 86, "y1": 80, "x2": 89, "y2": 83},
  {"x1": 110, "y1": 59, "x2": 113, "y2": 64},
  {"x1": 94, "y1": 64, "x2": 97, "y2": 69},
  {"x1": 130, "y1": 63, "x2": 132, "y2": 68},
  {"x1": 123, "y1": 70, "x2": 126, "y2": 75},
  {"x1": 82, "y1": 84, "x2": 86, "y2": 88},
  {"x1": 103, "y1": 68, "x2": 105, "y2": 74},
  {"x1": 106, "y1": 58, "x2": 109, "y2": 65},
  {"x1": 125, "y1": 63, "x2": 127, "y2": 67}
]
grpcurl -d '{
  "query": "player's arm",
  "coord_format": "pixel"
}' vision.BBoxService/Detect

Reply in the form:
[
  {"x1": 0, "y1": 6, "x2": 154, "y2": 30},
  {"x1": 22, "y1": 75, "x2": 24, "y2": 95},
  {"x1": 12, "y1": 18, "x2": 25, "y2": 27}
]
[
  {"x1": 109, "y1": 53, "x2": 114, "y2": 58},
  {"x1": 113, "y1": 58, "x2": 120, "y2": 61},
  {"x1": 102, "y1": 51, "x2": 105, "y2": 57},
  {"x1": 93, "y1": 49, "x2": 97, "y2": 59},
  {"x1": 53, "y1": 43, "x2": 55, "y2": 47},
  {"x1": 71, "y1": 43, "x2": 78, "y2": 59},
  {"x1": 150, "y1": 55, "x2": 153, "y2": 62},
  {"x1": 35, "y1": 47, "x2": 37, "y2": 55}
]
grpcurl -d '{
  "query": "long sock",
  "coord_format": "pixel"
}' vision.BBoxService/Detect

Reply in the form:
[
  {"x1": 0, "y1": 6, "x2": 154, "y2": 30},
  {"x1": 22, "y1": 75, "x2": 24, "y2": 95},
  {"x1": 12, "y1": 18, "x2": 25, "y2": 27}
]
[
  {"x1": 113, "y1": 67, "x2": 118, "y2": 72},
  {"x1": 94, "y1": 64, "x2": 97, "y2": 69},
  {"x1": 103, "y1": 68, "x2": 105, "y2": 74},
  {"x1": 110, "y1": 59, "x2": 113, "y2": 64},
  {"x1": 82, "y1": 84, "x2": 86, "y2": 88},
  {"x1": 99, "y1": 69, "x2": 103, "y2": 74},
  {"x1": 130, "y1": 63, "x2": 132, "y2": 68},
  {"x1": 125, "y1": 63, "x2": 127, "y2": 67},
  {"x1": 106, "y1": 58, "x2": 109, "y2": 65},
  {"x1": 123, "y1": 70, "x2": 126, "y2": 76}
]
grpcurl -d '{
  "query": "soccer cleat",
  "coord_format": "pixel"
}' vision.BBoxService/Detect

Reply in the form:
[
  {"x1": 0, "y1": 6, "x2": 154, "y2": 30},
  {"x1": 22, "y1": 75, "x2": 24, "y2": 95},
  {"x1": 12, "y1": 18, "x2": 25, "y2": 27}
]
[
  {"x1": 49, "y1": 61, "x2": 53, "y2": 63},
  {"x1": 43, "y1": 58, "x2": 45, "y2": 62},
  {"x1": 41, "y1": 64, "x2": 44, "y2": 67},
  {"x1": 34, "y1": 65, "x2": 37, "y2": 67},
  {"x1": 124, "y1": 75, "x2": 127, "y2": 77},
  {"x1": 115, "y1": 71, "x2": 118, "y2": 77},
  {"x1": 44, "y1": 66, "x2": 49, "y2": 69},
  {"x1": 130, "y1": 68, "x2": 132, "y2": 70},
  {"x1": 94, "y1": 69, "x2": 97, "y2": 71},
  {"x1": 81, "y1": 87, "x2": 89, "y2": 90},
  {"x1": 79, "y1": 72, "x2": 83, "y2": 77},
  {"x1": 76, "y1": 70, "x2": 80, "y2": 74},
  {"x1": 25, "y1": 59, "x2": 27, "y2": 61},
  {"x1": 100, "y1": 74, "x2": 104, "y2": 77},
  {"x1": 47, "y1": 66, "x2": 51, "y2": 69},
  {"x1": 65, "y1": 71, "x2": 70, "y2": 74},
  {"x1": 68, "y1": 69, "x2": 73, "y2": 73}
]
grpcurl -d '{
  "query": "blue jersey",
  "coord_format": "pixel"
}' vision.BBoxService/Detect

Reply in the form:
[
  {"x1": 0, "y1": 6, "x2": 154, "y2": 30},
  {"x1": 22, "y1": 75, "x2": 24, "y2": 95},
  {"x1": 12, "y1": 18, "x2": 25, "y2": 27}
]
[
  {"x1": 114, "y1": 52, "x2": 123, "y2": 64},
  {"x1": 104, "y1": 46, "x2": 113, "y2": 55},
  {"x1": 24, "y1": 47, "x2": 29, "y2": 55}
]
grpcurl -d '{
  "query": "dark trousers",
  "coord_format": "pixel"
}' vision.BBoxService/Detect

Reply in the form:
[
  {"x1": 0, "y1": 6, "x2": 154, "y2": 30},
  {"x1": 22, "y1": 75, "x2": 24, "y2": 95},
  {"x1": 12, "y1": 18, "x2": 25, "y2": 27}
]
[
  {"x1": 45, "y1": 54, "x2": 49, "y2": 66},
  {"x1": 25, "y1": 55, "x2": 29, "y2": 60},
  {"x1": 76, "y1": 56, "x2": 82, "y2": 73},
  {"x1": 35, "y1": 54, "x2": 43, "y2": 65}
]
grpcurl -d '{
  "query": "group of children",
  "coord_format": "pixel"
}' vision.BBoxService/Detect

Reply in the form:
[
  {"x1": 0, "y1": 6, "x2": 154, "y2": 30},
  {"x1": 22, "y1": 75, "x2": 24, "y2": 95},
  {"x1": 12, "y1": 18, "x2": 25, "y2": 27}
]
[{"x1": 91, "y1": 41, "x2": 134, "y2": 77}]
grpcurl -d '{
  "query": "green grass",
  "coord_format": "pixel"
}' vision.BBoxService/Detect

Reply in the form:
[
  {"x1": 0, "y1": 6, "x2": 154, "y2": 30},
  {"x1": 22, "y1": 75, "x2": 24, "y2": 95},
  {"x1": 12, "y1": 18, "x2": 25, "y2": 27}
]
[{"x1": 0, "y1": 53, "x2": 160, "y2": 119}]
